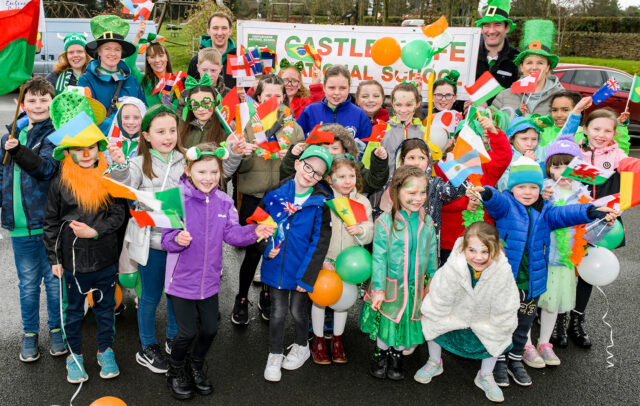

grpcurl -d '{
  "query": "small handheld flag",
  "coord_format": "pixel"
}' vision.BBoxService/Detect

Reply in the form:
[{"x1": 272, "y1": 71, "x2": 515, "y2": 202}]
[
  {"x1": 134, "y1": 0, "x2": 154, "y2": 21},
  {"x1": 325, "y1": 197, "x2": 368, "y2": 226},
  {"x1": 431, "y1": 110, "x2": 463, "y2": 134},
  {"x1": 593, "y1": 193, "x2": 620, "y2": 211},
  {"x1": 285, "y1": 44, "x2": 315, "y2": 63},
  {"x1": 561, "y1": 157, "x2": 615, "y2": 185},
  {"x1": 255, "y1": 95, "x2": 279, "y2": 132},
  {"x1": 130, "y1": 209, "x2": 184, "y2": 229},
  {"x1": 619, "y1": 157, "x2": 640, "y2": 210},
  {"x1": 591, "y1": 78, "x2": 620, "y2": 105},
  {"x1": 437, "y1": 149, "x2": 483, "y2": 187},
  {"x1": 361, "y1": 120, "x2": 387, "y2": 143},
  {"x1": 303, "y1": 44, "x2": 322, "y2": 68},
  {"x1": 464, "y1": 71, "x2": 505, "y2": 107},
  {"x1": 306, "y1": 124, "x2": 334, "y2": 144},
  {"x1": 511, "y1": 71, "x2": 541, "y2": 94}
]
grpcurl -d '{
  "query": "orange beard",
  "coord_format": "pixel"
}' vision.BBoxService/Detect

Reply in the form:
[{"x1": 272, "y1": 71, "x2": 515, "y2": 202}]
[{"x1": 60, "y1": 153, "x2": 111, "y2": 214}]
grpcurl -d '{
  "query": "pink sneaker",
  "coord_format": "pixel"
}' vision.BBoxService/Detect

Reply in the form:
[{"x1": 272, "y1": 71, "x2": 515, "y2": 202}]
[
  {"x1": 522, "y1": 345, "x2": 545, "y2": 368},
  {"x1": 537, "y1": 342, "x2": 561, "y2": 366}
]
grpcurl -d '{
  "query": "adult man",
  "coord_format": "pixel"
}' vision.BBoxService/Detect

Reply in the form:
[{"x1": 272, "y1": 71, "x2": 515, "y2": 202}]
[
  {"x1": 187, "y1": 12, "x2": 237, "y2": 89},
  {"x1": 474, "y1": 0, "x2": 519, "y2": 90}
]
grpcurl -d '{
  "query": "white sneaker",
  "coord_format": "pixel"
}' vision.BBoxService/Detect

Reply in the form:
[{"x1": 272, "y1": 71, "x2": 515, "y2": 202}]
[
  {"x1": 402, "y1": 344, "x2": 418, "y2": 356},
  {"x1": 281, "y1": 343, "x2": 310, "y2": 371},
  {"x1": 264, "y1": 353, "x2": 284, "y2": 382}
]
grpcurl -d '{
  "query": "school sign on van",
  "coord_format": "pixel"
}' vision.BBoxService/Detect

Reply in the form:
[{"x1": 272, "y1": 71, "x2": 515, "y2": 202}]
[{"x1": 236, "y1": 20, "x2": 482, "y2": 99}]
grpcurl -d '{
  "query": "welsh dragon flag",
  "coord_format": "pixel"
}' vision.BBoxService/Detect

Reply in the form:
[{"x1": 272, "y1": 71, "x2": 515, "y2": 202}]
[
  {"x1": 0, "y1": 0, "x2": 40, "y2": 95},
  {"x1": 561, "y1": 157, "x2": 614, "y2": 185}
]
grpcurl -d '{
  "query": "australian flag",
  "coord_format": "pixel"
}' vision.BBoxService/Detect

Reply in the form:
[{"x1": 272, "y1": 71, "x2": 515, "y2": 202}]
[{"x1": 592, "y1": 78, "x2": 620, "y2": 105}]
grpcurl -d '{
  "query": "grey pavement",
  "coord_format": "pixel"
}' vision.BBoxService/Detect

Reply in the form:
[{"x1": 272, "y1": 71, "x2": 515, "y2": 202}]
[{"x1": 0, "y1": 93, "x2": 638, "y2": 405}]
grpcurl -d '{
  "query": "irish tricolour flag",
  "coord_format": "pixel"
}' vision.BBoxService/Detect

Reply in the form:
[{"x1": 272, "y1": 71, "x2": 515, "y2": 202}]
[
  {"x1": 103, "y1": 177, "x2": 185, "y2": 217},
  {"x1": 129, "y1": 209, "x2": 183, "y2": 229},
  {"x1": 0, "y1": 0, "x2": 40, "y2": 95},
  {"x1": 464, "y1": 71, "x2": 505, "y2": 107}
]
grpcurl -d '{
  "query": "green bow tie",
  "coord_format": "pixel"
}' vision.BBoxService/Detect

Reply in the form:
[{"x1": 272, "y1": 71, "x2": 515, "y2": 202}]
[{"x1": 185, "y1": 73, "x2": 212, "y2": 91}]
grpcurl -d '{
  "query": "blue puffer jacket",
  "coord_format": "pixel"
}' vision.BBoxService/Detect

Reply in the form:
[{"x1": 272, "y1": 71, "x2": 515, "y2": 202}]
[
  {"x1": 0, "y1": 117, "x2": 59, "y2": 232},
  {"x1": 259, "y1": 178, "x2": 332, "y2": 292},
  {"x1": 78, "y1": 59, "x2": 147, "y2": 134},
  {"x1": 297, "y1": 95, "x2": 372, "y2": 141},
  {"x1": 482, "y1": 186, "x2": 592, "y2": 298}
]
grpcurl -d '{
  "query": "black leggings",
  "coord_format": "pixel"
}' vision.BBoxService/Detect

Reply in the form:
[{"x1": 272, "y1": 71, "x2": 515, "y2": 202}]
[
  {"x1": 237, "y1": 194, "x2": 263, "y2": 299},
  {"x1": 168, "y1": 294, "x2": 219, "y2": 368},
  {"x1": 574, "y1": 277, "x2": 592, "y2": 313}
]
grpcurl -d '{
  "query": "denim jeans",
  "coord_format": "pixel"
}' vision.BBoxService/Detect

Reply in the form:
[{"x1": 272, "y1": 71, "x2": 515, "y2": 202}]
[
  {"x1": 12, "y1": 235, "x2": 60, "y2": 334},
  {"x1": 168, "y1": 294, "x2": 218, "y2": 368},
  {"x1": 63, "y1": 265, "x2": 117, "y2": 354},
  {"x1": 269, "y1": 287, "x2": 309, "y2": 354},
  {"x1": 508, "y1": 290, "x2": 540, "y2": 358},
  {"x1": 137, "y1": 248, "x2": 178, "y2": 349}
]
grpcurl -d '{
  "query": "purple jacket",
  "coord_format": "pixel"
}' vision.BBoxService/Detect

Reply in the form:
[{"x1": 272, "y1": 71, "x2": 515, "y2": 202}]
[{"x1": 162, "y1": 175, "x2": 257, "y2": 300}]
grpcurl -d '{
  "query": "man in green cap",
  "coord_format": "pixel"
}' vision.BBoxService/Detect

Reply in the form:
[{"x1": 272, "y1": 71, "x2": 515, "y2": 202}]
[{"x1": 474, "y1": 0, "x2": 520, "y2": 100}]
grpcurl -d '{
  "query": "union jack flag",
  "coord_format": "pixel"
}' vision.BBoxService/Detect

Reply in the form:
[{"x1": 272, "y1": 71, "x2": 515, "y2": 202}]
[{"x1": 283, "y1": 201, "x2": 299, "y2": 215}]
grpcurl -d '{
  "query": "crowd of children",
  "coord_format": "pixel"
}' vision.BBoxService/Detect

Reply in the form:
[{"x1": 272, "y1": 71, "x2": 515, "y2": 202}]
[{"x1": 2, "y1": 10, "x2": 633, "y2": 404}]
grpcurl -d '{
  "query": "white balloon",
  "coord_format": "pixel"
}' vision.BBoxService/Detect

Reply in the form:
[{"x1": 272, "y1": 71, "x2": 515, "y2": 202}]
[
  {"x1": 330, "y1": 282, "x2": 358, "y2": 312},
  {"x1": 577, "y1": 246, "x2": 620, "y2": 286},
  {"x1": 428, "y1": 126, "x2": 449, "y2": 151}
]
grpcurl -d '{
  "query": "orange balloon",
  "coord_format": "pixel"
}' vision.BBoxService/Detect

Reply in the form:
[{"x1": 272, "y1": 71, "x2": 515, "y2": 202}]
[
  {"x1": 90, "y1": 396, "x2": 127, "y2": 406},
  {"x1": 308, "y1": 269, "x2": 343, "y2": 307},
  {"x1": 88, "y1": 284, "x2": 123, "y2": 308},
  {"x1": 371, "y1": 37, "x2": 401, "y2": 67}
]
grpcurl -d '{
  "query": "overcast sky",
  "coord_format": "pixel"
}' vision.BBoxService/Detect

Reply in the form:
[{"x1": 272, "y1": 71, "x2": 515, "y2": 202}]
[{"x1": 618, "y1": 0, "x2": 640, "y2": 8}]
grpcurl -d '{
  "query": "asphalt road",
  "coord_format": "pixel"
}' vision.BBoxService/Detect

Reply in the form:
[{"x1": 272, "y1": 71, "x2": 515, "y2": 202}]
[{"x1": 0, "y1": 94, "x2": 638, "y2": 405}]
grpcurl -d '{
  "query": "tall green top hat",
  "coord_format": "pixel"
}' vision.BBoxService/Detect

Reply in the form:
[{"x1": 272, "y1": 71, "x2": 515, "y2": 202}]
[
  {"x1": 85, "y1": 15, "x2": 136, "y2": 60},
  {"x1": 474, "y1": 0, "x2": 515, "y2": 33},
  {"x1": 513, "y1": 19, "x2": 559, "y2": 69}
]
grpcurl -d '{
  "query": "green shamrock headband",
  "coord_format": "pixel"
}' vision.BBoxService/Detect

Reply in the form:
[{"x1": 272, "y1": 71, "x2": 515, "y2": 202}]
[
  {"x1": 334, "y1": 153, "x2": 356, "y2": 162},
  {"x1": 401, "y1": 80, "x2": 417, "y2": 87},
  {"x1": 185, "y1": 144, "x2": 229, "y2": 162},
  {"x1": 279, "y1": 58, "x2": 304, "y2": 72}
]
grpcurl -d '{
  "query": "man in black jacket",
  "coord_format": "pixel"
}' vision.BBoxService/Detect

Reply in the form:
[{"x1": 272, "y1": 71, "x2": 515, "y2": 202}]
[{"x1": 474, "y1": 0, "x2": 520, "y2": 100}]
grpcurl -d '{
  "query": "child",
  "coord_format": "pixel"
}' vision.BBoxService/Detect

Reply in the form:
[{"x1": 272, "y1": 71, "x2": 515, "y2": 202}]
[
  {"x1": 356, "y1": 80, "x2": 389, "y2": 124},
  {"x1": 44, "y1": 104, "x2": 125, "y2": 383},
  {"x1": 360, "y1": 165, "x2": 438, "y2": 380},
  {"x1": 280, "y1": 123, "x2": 389, "y2": 195},
  {"x1": 496, "y1": 116, "x2": 546, "y2": 191},
  {"x1": 417, "y1": 222, "x2": 519, "y2": 403},
  {"x1": 261, "y1": 145, "x2": 333, "y2": 382},
  {"x1": 232, "y1": 74, "x2": 305, "y2": 325},
  {"x1": 178, "y1": 74, "x2": 242, "y2": 177},
  {"x1": 377, "y1": 139, "x2": 464, "y2": 239},
  {"x1": 310, "y1": 156, "x2": 374, "y2": 364},
  {"x1": 108, "y1": 105, "x2": 184, "y2": 375},
  {"x1": 439, "y1": 115, "x2": 512, "y2": 264},
  {"x1": 297, "y1": 64, "x2": 372, "y2": 142},
  {"x1": 570, "y1": 106, "x2": 635, "y2": 348},
  {"x1": 196, "y1": 48, "x2": 230, "y2": 98},
  {"x1": 161, "y1": 143, "x2": 274, "y2": 399},
  {"x1": 0, "y1": 76, "x2": 63, "y2": 362},
  {"x1": 468, "y1": 156, "x2": 617, "y2": 387},
  {"x1": 421, "y1": 70, "x2": 462, "y2": 118},
  {"x1": 107, "y1": 96, "x2": 146, "y2": 161},
  {"x1": 524, "y1": 136, "x2": 611, "y2": 368},
  {"x1": 363, "y1": 82, "x2": 424, "y2": 176}
]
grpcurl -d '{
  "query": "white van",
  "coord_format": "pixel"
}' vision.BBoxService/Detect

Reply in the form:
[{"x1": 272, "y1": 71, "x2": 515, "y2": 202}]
[{"x1": 35, "y1": 18, "x2": 157, "y2": 75}]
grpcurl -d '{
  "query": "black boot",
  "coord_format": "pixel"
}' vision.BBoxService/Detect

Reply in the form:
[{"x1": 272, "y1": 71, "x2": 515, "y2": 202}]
[
  {"x1": 568, "y1": 310, "x2": 592, "y2": 348},
  {"x1": 550, "y1": 312, "x2": 569, "y2": 348},
  {"x1": 166, "y1": 364, "x2": 194, "y2": 400},
  {"x1": 188, "y1": 359, "x2": 213, "y2": 396},
  {"x1": 386, "y1": 348, "x2": 405, "y2": 381},
  {"x1": 369, "y1": 347, "x2": 388, "y2": 379}
]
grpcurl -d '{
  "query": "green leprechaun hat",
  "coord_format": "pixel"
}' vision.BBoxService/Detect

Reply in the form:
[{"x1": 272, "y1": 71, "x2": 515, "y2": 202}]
[
  {"x1": 474, "y1": 0, "x2": 516, "y2": 33},
  {"x1": 85, "y1": 15, "x2": 136, "y2": 59},
  {"x1": 513, "y1": 19, "x2": 559, "y2": 69}
]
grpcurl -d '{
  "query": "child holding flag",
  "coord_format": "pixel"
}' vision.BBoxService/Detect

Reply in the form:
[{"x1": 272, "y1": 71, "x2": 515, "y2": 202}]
[
  {"x1": 107, "y1": 96, "x2": 146, "y2": 162},
  {"x1": 161, "y1": 143, "x2": 274, "y2": 400},
  {"x1": 261, "y1": 145, "x2": 333, "y2": 382},
  {"x1": 467, "y1": 157, "x2": 617, "y2": 387},
  {"x1": 43, "y1": 96, "x2": 126, "y2": 383},
  {"x1": 1, "y1": 76, "x2": 63, "y2": 362},
  {"x1": 310, "y1": 155, "x2": 374, "y2": 365},
  {"x1": 108, "y1": 105, "x2": 184, "y2": 375},
  {"x1": 232, "y1": 73, "x2": 305, "y2": 325}
]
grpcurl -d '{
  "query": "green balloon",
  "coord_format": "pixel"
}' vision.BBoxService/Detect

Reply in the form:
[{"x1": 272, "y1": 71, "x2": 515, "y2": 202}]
[
  {"x1": 596, "y1": 220, "x2": 624, "y2": 249},
  {"x1": 335, "y1": 246, "x2": 372, "y2": 284},
  {"x1": 401, "y1": 40, "x2": 433, "y2": 70},
  {"x1": 134, "y1": 273, "x2": 142, "y2": 297},
  {"x1": 119, "y1": 272, "x2": 138, "y2": 289}
]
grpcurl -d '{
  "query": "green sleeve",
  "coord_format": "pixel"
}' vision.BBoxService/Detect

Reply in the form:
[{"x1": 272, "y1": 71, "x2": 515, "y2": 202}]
[
  {"x1": 124, "y1": 46, "x2": 144, "y2": 84},
  {"x1": 614, "y1": 124, "x2": 630, "y2": 155},
  {"x1": 427, "y1": 221, "x2": 438, "y2": 278}
]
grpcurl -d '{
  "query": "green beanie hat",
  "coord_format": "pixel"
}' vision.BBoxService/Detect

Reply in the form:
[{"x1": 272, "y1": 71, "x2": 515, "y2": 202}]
[
  {"x1": 58, "y1": 32, "x2": 88, "y2": 50},
  {"x1": 507, "y1": 156, "x2": 543, "y2": 191}
]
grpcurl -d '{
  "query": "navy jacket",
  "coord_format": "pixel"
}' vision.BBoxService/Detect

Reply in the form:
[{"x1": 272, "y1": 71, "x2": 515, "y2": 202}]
[
  {"x1": 0, "y1": 117, "x2": 59, "y2": 232},
  {"x1": 259, "y1": 178, "x2": 332, "y2": 292},
  {"x1": 482, "y1": 186, "x2": 593, "y2": 298},
  {"x1": 297, "y1": 96, "x2": 372, "y2": 141}
]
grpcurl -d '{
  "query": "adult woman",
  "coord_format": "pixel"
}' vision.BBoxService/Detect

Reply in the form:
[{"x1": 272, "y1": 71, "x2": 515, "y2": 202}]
[
  {"x1": 491, "y1": 20, "x2": 564, "y2": 119},
  {"x1": 78, "y1": 15, "x2": 146, "y2": 133},
  {"x1": 46, "y1": 33, "x2": 91, "y2": 95}
]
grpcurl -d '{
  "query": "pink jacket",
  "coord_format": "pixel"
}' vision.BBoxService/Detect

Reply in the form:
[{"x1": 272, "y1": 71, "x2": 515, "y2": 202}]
[{"x1": 581, "y1": 142, "x2": 627, "y2": 171}]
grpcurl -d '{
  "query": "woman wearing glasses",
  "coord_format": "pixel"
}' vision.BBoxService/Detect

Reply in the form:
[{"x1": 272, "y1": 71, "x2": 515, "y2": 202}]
[
  {"x1": 233, "y1": 74, "x2": 306, "y2": 325},
  {"x1": 420, "y1": 70, "x2": 464, "y2": 119}
]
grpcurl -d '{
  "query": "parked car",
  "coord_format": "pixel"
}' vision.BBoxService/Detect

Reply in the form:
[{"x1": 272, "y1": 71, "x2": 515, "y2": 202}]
[
  {"x1": 34, "y1": 18, "x2": 157, "y2": 76},
  {"x1": 553, "y1": 63, "x2": 640, "y2": 137}
]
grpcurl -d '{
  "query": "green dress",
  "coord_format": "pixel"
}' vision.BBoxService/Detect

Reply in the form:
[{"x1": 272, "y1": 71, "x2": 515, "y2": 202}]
[{"x1": 359, "y1": 211, "x2": 427, "y2": 348}]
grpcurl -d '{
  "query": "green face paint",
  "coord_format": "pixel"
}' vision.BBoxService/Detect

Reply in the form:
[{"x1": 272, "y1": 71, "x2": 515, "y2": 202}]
[
  {"x1": 406, "y1": 198, "x2": 414, "y2": 204},
  {"x1": 70, "y1": 153, "x2": 79, "y2": 165}
]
